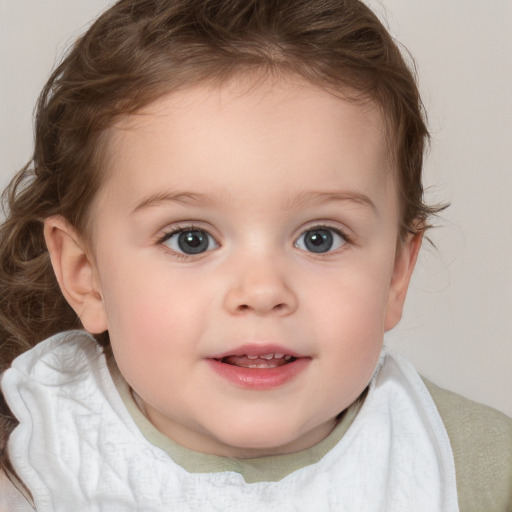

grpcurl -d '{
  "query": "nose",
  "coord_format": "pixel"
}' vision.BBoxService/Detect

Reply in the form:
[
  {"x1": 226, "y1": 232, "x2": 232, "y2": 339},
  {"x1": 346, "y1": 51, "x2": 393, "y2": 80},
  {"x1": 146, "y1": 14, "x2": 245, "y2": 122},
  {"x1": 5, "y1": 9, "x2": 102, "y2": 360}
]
[{"x1": 223, "y1": 257, "x2": 298, "y2": 316}]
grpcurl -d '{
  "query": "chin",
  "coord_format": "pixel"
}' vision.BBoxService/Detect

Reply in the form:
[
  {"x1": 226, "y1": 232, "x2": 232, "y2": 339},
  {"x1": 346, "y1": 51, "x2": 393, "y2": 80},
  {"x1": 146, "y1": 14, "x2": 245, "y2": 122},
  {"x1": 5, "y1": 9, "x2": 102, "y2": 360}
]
[{"x1": 210, "y1": 420, "x2": 328, "y2": 458}]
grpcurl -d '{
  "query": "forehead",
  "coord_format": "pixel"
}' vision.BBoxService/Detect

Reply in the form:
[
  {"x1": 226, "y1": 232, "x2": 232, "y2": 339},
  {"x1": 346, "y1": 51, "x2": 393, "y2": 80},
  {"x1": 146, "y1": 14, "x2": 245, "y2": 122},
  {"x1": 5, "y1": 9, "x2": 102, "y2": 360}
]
[{"x1": 97, "y1": 76, "x2": 395, "y2": 216}]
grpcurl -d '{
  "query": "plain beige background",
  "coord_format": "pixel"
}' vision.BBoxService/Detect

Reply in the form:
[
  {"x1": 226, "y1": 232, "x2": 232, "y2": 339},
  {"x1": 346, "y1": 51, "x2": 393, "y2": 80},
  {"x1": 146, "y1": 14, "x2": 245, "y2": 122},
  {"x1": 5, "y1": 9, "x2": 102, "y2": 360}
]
[{"x1": 0, "y1": 0, "x2": 511, "y2": 417}]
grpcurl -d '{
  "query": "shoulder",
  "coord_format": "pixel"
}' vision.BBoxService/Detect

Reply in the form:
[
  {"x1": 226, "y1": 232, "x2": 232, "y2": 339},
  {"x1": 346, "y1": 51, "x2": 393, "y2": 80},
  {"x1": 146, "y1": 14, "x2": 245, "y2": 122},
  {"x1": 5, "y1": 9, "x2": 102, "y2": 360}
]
[{"x1": 423, "y1": 378, "x2": 512, "y2": 512}]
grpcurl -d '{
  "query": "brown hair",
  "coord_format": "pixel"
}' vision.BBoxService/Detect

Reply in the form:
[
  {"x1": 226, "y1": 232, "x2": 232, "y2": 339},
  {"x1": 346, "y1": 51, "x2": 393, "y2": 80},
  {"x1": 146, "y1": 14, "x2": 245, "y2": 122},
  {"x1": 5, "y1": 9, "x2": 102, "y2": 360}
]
[{"x1": 0, "y1": 0, "x2": 442, "y2": 365}]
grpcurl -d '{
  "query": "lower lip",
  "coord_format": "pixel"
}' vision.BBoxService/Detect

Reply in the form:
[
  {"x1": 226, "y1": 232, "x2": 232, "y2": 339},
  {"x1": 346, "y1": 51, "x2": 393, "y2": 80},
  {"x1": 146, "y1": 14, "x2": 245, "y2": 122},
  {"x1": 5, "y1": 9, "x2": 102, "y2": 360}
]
[{"x1": 206, "y1": 358, "x2": 310, "y2": 390}]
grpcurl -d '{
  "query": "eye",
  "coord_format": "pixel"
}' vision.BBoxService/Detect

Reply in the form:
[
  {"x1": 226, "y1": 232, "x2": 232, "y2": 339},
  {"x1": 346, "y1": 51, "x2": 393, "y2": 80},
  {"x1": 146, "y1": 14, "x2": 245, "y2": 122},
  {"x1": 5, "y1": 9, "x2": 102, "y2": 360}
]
[
  {"x1": 295, "y1": 227, "x2": 347, "y2": 254},
  {"x1": 161, "y1": 228, "x2": 219, "y2": 255}
]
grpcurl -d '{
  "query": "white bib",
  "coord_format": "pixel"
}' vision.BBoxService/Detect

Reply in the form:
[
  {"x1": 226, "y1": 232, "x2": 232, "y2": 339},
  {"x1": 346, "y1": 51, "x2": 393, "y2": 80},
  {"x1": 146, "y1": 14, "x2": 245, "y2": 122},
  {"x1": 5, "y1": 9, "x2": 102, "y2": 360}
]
[{"x1": 2, "y1": 331, "x2": 459, "y2": 511}]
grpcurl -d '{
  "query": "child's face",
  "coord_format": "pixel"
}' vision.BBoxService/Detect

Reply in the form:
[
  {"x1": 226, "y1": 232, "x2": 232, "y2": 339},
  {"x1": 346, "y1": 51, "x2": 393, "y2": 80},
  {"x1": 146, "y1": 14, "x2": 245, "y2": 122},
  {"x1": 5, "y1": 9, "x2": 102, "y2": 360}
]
[{"x1": 80, "y1": 77, "x2": 419, "y2": 457}]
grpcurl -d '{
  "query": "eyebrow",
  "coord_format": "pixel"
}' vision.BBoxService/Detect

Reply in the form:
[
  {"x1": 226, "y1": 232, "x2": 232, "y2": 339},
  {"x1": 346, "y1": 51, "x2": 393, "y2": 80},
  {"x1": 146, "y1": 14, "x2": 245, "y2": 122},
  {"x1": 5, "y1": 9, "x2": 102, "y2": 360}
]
[
  {"x1": 285, "y1": 190, "x2": 378, "y2": 214},
  {"x1": 130, "y1": 189, "x2": 377, "y2": 215},
  {"x1": 130, "y1": 191, "x2": 222, "y2": 215}
]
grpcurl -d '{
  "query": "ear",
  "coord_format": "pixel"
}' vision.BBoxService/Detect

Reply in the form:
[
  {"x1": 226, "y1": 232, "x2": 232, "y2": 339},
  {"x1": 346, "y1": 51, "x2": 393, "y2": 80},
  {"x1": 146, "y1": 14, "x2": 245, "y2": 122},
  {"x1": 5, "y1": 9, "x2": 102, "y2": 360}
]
[
  {"x1": 384, "y1": 231, "x2": 423, "y2": 331},
  {"x1": 44, "y1": 215, "x2": 108, "y2": 334}
]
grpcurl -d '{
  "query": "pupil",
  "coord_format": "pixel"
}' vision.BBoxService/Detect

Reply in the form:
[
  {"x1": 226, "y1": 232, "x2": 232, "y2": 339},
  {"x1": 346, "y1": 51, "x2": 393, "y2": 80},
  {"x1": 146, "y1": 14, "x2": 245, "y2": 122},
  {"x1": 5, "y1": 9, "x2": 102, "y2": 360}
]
[
  {"x1": 178, "y1": 230, "x2": 208, "y2": 254},
  {"x1": 305, "y1": 229, "x2": 333, "y2": 253}
]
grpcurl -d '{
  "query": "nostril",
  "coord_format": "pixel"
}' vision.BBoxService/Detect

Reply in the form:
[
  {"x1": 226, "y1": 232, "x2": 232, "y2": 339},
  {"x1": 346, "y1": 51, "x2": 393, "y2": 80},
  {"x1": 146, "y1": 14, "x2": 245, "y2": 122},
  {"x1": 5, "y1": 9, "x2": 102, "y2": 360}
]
[{"x1": 236, "y1": 303, "x2": 286, "y2": 312}]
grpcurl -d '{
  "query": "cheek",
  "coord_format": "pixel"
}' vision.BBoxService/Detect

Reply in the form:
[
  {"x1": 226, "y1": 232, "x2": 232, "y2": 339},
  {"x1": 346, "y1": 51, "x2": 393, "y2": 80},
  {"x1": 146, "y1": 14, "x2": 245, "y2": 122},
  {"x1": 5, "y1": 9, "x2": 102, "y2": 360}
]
[
  {"x1": 97, "y1": 258, "x2": 170, "y2": 355},
  {"x1": 103, "y1": 283, "x2": 192, "y2": 402},
  {"x1": 311, "y1": 260, "x2": 392, "y2": 332},
  {"x1": 100, "y1": 264, "x2": 211, "y2": 362},
  {"x1": 318, "y1": 293, "x2": 384, "y2": 364},
  {"x1": 306, "y1": 265, "x2": 391, "y2": 380}
]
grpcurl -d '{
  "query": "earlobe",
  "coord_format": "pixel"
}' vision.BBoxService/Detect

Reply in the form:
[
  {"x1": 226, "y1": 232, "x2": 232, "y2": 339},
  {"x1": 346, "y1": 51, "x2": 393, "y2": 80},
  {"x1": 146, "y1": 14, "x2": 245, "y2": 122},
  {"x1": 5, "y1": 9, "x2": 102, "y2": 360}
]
[
  {"x1": 44, "y1": 216, "x2": 108, "y2": 334},
  {"x1": 384, "y1": 231, "x2": 423, "y2": 331}
]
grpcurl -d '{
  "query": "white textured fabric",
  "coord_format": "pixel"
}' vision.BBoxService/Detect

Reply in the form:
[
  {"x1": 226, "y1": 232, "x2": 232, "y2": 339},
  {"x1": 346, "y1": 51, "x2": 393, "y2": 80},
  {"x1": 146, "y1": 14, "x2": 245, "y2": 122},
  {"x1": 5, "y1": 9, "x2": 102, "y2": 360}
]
[{"x1": 1, "y1": 331, "x2": 459, "y2": 512}]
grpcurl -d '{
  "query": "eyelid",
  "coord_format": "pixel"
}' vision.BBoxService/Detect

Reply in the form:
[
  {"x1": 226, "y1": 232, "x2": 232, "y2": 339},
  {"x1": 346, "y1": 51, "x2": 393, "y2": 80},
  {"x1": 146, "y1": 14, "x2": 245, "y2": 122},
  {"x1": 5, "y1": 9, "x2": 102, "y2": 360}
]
[
  {"x1": 295, "y1": 222, "x2": 351, "y2": 241},
  {"x1": 294, "y1": 224, "x2": 350, "y2": 253},
  {"x1": 156, "y1": 221, "x2": 215, "y2": 242},
  {"x1": 157, "y1": 223, "x2": 220, "y2": 257}
]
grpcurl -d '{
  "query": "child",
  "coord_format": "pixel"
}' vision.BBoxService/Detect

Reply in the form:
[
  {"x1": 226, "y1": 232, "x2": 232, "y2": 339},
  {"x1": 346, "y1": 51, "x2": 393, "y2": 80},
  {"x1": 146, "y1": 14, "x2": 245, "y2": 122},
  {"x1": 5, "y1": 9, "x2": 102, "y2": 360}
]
[{"x1": 0, "y1": 0, "x2": 510, "y2": 510}]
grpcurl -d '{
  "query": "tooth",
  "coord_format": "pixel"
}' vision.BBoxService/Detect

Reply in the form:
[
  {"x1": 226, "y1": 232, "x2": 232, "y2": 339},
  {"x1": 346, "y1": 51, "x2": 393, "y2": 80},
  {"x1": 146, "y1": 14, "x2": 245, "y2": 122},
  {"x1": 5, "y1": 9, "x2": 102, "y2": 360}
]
[
  {"x1": 260, "y1": 354, "x2": 274, "y2": 360},
  {"x1": 247, "y1": 354, "x2": 259, "y2": 360},
  {"x1": 274, "y1": 353, "x2": 285, "y2": 359},
  {"x1": 285, "y1": 355, "x2": 292, "y2": 360}
]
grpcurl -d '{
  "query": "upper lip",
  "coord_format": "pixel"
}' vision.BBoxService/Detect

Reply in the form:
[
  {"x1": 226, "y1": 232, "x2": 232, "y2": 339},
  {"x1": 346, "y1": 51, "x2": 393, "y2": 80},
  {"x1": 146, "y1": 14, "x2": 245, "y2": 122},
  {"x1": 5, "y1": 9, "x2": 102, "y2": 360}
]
[{"x1": 209, "y1": 344, "x2": 306, "y2": 360}]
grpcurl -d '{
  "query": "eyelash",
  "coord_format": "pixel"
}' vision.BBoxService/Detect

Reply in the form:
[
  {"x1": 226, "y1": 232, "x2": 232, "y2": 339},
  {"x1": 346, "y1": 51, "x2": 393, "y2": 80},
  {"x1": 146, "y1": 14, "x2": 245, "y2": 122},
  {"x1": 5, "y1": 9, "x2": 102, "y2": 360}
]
[
  {"x1": 156, "y1": 223, "x2": 351, "y2": 259},
  {"x1": 157, "y1": 224, "x2": 204, "y2": 243},
  {"x1": 294, "y1": 224, "x2": 350, "y2": 255},
  {"x1": 157, "y1": 224, "x2": 219, "y2": 260}
]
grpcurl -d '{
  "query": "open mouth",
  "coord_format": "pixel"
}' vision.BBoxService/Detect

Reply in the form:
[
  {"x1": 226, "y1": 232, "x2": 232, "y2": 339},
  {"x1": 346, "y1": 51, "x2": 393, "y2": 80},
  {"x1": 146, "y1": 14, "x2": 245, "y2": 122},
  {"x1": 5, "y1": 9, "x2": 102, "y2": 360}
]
[
  {"x1": 216, "y1": 353, "x2": 297, "y2": 369},
  {"x1": 208, "y1": 350, "x2": 309, "y2": 388}
]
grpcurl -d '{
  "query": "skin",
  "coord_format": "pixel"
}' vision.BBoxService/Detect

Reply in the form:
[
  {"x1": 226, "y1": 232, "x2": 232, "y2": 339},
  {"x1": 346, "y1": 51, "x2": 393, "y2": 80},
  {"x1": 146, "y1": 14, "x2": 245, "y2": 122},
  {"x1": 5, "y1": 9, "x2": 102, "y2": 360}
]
[{"x1": 45, "y1": 76, "x2": 422, "y2": 459}]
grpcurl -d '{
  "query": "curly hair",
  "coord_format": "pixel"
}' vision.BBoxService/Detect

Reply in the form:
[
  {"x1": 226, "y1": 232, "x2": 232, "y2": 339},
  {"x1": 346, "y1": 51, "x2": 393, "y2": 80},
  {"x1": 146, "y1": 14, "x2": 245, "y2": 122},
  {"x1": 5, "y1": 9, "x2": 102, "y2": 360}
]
[{"x1": 0, "y1": 0, "x2": 442, "y2": 365}]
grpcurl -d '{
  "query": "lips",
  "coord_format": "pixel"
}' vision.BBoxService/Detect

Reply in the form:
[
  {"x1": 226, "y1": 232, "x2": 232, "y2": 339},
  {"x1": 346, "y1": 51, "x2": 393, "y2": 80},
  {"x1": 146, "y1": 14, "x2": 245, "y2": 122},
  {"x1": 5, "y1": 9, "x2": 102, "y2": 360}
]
[{"x1": 207, "y1": 345, "x2": 309, "y2": 389}]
